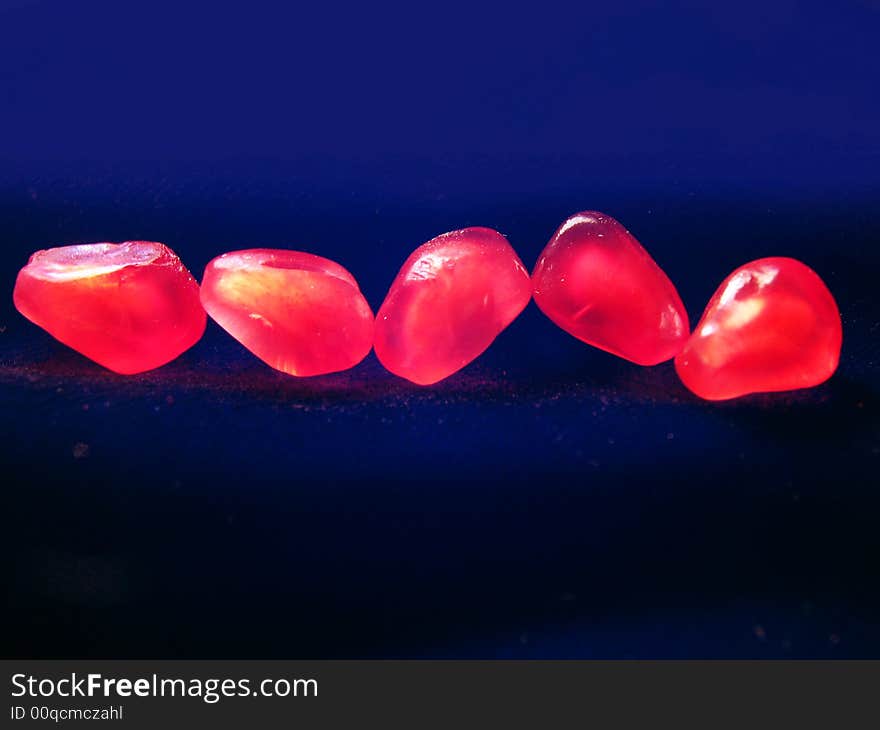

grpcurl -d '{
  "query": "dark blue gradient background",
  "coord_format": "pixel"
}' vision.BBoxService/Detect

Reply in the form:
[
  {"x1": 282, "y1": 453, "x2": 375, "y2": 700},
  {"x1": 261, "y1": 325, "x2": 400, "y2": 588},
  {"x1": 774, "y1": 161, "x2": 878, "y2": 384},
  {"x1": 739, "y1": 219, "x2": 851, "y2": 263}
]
[{"x1": 1, "y1": 0, "x2": 879, "y2": 658}]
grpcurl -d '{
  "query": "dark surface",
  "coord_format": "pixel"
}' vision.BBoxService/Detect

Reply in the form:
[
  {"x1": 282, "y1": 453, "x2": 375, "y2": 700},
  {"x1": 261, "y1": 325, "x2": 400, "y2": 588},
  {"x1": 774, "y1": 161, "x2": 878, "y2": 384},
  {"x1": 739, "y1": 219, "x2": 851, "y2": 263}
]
[
  {"x1": 2, "y1": 186, "x2": 878, "y2": 658},
  {"x1": 1, "y1": 0, "x2": 879, "y2": 658}
]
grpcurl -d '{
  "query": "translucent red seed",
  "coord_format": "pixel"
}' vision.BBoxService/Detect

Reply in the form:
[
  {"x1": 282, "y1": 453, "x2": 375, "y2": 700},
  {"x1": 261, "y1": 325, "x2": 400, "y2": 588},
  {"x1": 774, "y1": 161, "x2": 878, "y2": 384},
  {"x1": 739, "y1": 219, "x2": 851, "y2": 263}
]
[
  {"x1": 532, "y1": 212, "x2": 689, "y2": 365},
  {"x1": 374, "y1": 227, "x2": 532, "y2": 385},
  {"x1": 200, "y1": 249, "x2": 374, "y2": 377},
  {"x1": 674, "y1": 257, "x2": 842, "y2": 400},
  {"x1": 13, "y1": 241, "x2": 205, "y2": 374}
]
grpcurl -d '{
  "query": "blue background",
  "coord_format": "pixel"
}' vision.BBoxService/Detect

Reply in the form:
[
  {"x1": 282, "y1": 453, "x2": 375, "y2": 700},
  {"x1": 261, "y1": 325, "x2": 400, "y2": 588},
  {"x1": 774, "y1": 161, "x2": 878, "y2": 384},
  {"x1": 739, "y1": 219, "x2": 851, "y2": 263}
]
[{"x1": 1, "y1": 0, "x2": 879, "y2": 657}]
